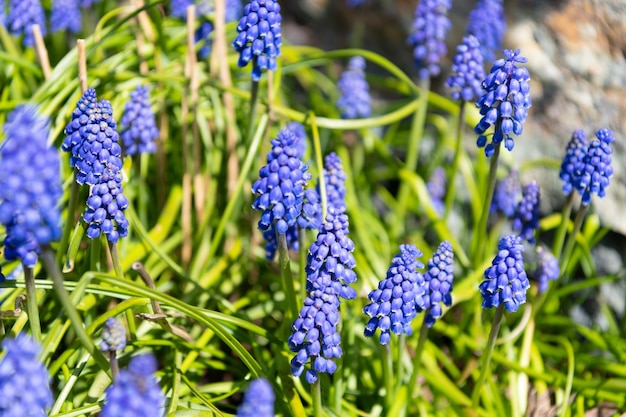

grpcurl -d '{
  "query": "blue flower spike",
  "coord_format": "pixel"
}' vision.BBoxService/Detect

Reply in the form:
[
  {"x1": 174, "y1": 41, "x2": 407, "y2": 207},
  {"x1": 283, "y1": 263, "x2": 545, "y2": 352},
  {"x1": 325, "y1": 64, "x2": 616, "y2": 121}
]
[
  {"x1": 337, "y1": 56, "x2": 371, "y2": 119},
  {"x1": 7, "y1": 0, "x2": 46, "y2": 47},
  {"x1": 474, "y1": 49, "x2": 531, "y2": 157},
  {"x1": 363, "y1": 244, "x2": 426, "y2": 344},
  {"x1": 322, "y1": 152, "x2": 348, "y2": 214},
  {"x1": 490, "y1": 168, "x2": 521, "y2": 217},
  {"x1": 479, "y1": 235, "x2": 530, "y2": 313},
  {"x1": 559, "y1": 129, "x2": 588, "y2": 195},
  {"x1": 512, "y1": 180, "x2": 541, "y2": 244},
  {"x1": 446, "y1": 35, "x2": 486, "y2": 102},
  {"x1": 407, "y1": 0, "x2": 452, "y2": 80},
  {"x1": 236, "y1": 378, "x2": 275, "y2": 417},
  {"x1": 426, "y1": 167, "x2": 446, "y2": 215},
  {"x1": 120, "y1": 85, "x2": 160, "y2": 156},
  {"x1": 574, "y1": 128, "x2": 615, "y2": 206},
  {"x1": 100, "y1": 317, "x2": 127, "y2": 353},
  {"x1": 535, "y1": 246, "x2": 559, "y2": 293},
  {"x1": 419, "y1": 241, "x2": 454, "y2": 327},
  {"x1": 466, "y1": 0, "x2": 506, "y2": 63},
  {"x1": 51, "y1": 0, "x2": 82, "y2": 34}
]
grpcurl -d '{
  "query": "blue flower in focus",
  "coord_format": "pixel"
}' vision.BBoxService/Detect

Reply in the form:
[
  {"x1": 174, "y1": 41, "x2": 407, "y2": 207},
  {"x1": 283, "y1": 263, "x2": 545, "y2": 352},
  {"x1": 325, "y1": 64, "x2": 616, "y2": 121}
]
[
  {"x1": 100, "y1": 317, "x2": 127, "y2": 353},
  {"x1": 337, "y1": 56, "x2": 371, "y2": 119},
  {"x1": 512, "y1": 181, "x2": 540, "y2": 244},
  {"x1": 101, "y1": 354, "x2": 165, "y2": 417},
  {"x1": 559, "y1": 129, "x2": 588, "y2": 195},
  {"x1": 407, "y1": 0, "x2": 452, "y2": 80},
  {"x1": 232, "y1": 0, "x2": 282, "y2": 81},
  {"x1": 195, "y1": 20, "x2": 213, "y2": 59},
  {"x1": 418, "y1": 241, "x2": 454, "y2": 327},
  {"x1": 446, "y1": 35, "x2": 486, "y2": 102},
  {"x1": 321, "y1": 152, "x2": 347, "y2": 214},
  {"x1": 466, "y1": 0, "x2": 506, "y2": 63},
  {"x1": 475, "y1": 49, "x2": 531, "y2": 157},
  {"x1": 0, "y1": 333, "x2": 53, "y2": 416},
  {"x1": 426, "y1": 167, "x2": 446, "y2": 215},
  {"x1": 51, "y1": 0, "x2": 82, "y2": 34},
  {"x1": 252, "y1": 127, "x2": 311, "y2": 234},
  {"x1": 170, "y1": 0, "x2": 192, "y2": 18},
  {"x1": 363, "y1": 244, "x2": 425, "y2": 344},
  {"x1": 120, "y1": 85, "x2": 159, "y2": 156},
  {"x1": 63, "y1": 88, "x2": 98, "y2": 166},
  {"x1": 0, "y1": 105, "x2": 62, "y2": 267},
  {"x1": 7, "y1": 0, "x2": 46, "y2": 47},
  {"x1": 236, "y1": 378, "x2": 275, "y2": 417},
  {"x1": 490, "y1": 168, "x2": 520, "y2": 217},
  {"x1": 535, "y1": 246, "x2": 559, "y2": 293},
  {"x1": 479, "y1": 235, "x2": 530, "y2": 312},
  {"x1": 574, "y1": 128, "x2": 614, "y2": 206}
]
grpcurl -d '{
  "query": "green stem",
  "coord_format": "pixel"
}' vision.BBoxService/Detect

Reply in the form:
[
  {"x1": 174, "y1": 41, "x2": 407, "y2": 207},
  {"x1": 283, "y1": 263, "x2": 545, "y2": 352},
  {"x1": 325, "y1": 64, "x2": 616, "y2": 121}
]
[
  {"x1": 552, "y1": 192, "x2": 574, "y2": 259},
  {"x1": 277, "y1": 232, "x2": 298, "y2": 330},
  {"x1": 57, "y1": 178, "x2": 81, "y2": 266},
  {"x1": 409, "y1": 316, "x2": 430, "y2": 397},
  {"x1": 24, "y1": 264, "x2": 42, "y2": 343},
  {"x1": 108, "y1": 241, "x2": 124, "y2": 279},
  {"x1": 444, "y1": 102, "x2": 465, "y2": 221},
  {"x1": 109, "y1": 351, "x2": 119, "y2": 380},
  {"x1": 41, "y1": 247, "x2": 111, "y2": 377},
  {"x1": 471, "y1": 304, "x2": 505, "y2": 407},
  {"x1": 312, "y1": 379, "x2": 323, "y2": 417},
  {"x1": 247, "y1": 78, "x2": 260, "y2": 142},
  {"x1": 383, "y1": 343, "x2": 394, "y2": 411},
  {"x1": 559, "y1": 203, "x2": 588, "y2": 275}
]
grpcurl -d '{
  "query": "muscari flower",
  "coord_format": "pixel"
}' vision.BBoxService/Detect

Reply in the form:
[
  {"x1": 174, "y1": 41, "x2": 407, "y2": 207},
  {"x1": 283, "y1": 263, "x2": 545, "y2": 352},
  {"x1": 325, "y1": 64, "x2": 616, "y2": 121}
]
[
  {"x1": 0, "y1": 105, "x2": 62, "y2": 267},
  {"x1": 236, "y1": 378, "x2": 275, "y2": 417},
  {"x1": 407, "y1": 0, "x2": 452, "y2": 80},
  {"x1": 512, "y1": 181, "x2": 540, "y2": 244},
  {"x1": 479, "y1": 235, "x2": 530, "y2": 312},
  {"x1": 426, "y1": 167, "x2": 446, "y2": 215},
  {"x1": 195, "y1": 20, "x2": 213, "y2": 59},
  {"x1": 475, "y1": 49, "x2": 531, "y2": 157},
  {"x1": 363, "y1": 244, "x2": 425, "y2": 344},
  {"x1": 232, "y1": 0, "x2": 282, "y2": 81},
  {"x1": 559, "y1": 129, "x2": 588, "y2": 195},
  {"x1": 225, "y1": 0, "x2": 243, "y2": 22},
  {"x1": 78, "y1": 0, "x2": 100, "y2": 7},
  {"x1": 535, "y1": 246, "x2": 559, "y2": 293},
  {"x1": 337, "y1": 56, "x2": 371, "y2": 119},
  {"x1": 466, "y1": 0, "x2": 506, "y2": 63},
  {"x1": 51, "y1": 0, "x2": 82, "y2": 34},
  {"x1": 490, "y1": 168, "x2": 520, "y2": 217},
  {"x1": 1, "y1": 0, "x2": 7, "y2": 27},
  {"x1": 287, "y1": 121, "x2": 307, "y2": 158},
  {"x1": 7, "y1": 0, "x2": 46, "y2": 47},
  {"x1": 321, "y1": 152, "x2": 347, "y2": 214},
  {"x1": 446, "y1": 35, "x2": 486, "y2": 102},
  {"x1": 170, "y1": 0, "x2": 192, "y2": 19},
  {"x1": 0, "y1": 333, "x2": 53, "y2": 417},
  {"x1": 100, "y1": 317, "x2": 127, "y2": 353},
  {"x1": 62, "y1": 88, "x2": 98, "y2": 166},
  {"x1": 101, "y1": 354, "x2": 165, "y2": 417},
  {"x1": 418, "y1": 241, "x2": 454, "y2": 327},
  {"x1": 288, "y1": 208, "x2": 357, "y2": 383},
  {"x1": 120, "y1": 85, "x2": 159, "y2": 156},
  {"x1": 573, "y1": 128, "x2": 615, "y2": 206}
]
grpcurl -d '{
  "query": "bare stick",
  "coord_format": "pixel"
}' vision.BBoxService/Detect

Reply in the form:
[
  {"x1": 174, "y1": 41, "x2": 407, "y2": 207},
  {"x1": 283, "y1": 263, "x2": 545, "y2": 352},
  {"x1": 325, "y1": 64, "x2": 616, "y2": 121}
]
[
  {"x1": 77, "y1": 39, "x2": 88, "y2": 93},
  {"x1": 131, "y1": 0, "x2": 150, "y2": 75},
  {"x1": 32, "y1": 24, "x2": 51, "y2": 79}
]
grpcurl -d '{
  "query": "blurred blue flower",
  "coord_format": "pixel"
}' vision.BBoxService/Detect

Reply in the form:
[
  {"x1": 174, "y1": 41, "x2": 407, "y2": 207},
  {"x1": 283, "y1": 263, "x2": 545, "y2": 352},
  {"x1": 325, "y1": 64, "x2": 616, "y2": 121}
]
[
  {"x1": 559, "y1": 129, "x2": 588, "y2": 195},
  {"x1": 347, "y1": 0, "x2": 367, "y2": 6},
  {"x1": 0, "y1": 0, "x2": 6, "y2": 28},
  {"x1": 120, "y1": 85, "x2": 159, "y2": 156},
  {"x1": 363, "y1": 244, "x2": 425, "y2": 344},
  {"x1": 225, "y1": 0, "x2": 243, "y2": 22},
  {"x1": 479, "y1": 235, "x2": 530, "y2": 312},
  {"x1": 512, "y1": 181, "x2": 540, "y2": 244},
  {"x1": 321, "y1": 152, "x2": 347, "y2": 214},
  {"x1": 7, "y1": 0, "x2": 46, "y2": 47},
  {"x1": 535, "y1": 246, "x2": 559, "y2": 293},
  {"x1": 195, "y1": 20, "x2": 213, "y2": 59},
  {"x1": 286, "y1": 121, "x2": 307, "y2": 158},
  {"x1": 232, "y1": 0, "x2": 282, "y2": 81},
  {"x1": 490, "y1": 168, "x2": 520, "y2": 217},
  {"x1": 574, "y1": 128, "x2": 614, "y2": 206},
  {"x1": 466, "y1": 0, "x2": 506, "y2": 63},
  {"x1": 78, "y1": 0, "x2": 100, "y2": 7},
  {"x1": 475, "y1": 49, "x2": 531, "y2": 157},
  {"x1": 446, "y1": 35, "x2": 486, "y2": 102},
  {"x1": 0, "y1": 333, "x2": 53, "y2": 416},
  {"x1": 0, "y1": 105, "x2": 62, "y2": 267},
  {"x1": 100, "y1": 317, "x2": 127, "y2": 353},
  {"x1": 337, "y1": 56, "x2": 371, "y2": 119},
  {"x1": 236, "y1": 378, "x2": 275, "y2": 417},
  {"x1": 407, "y1": 0, "x2": 451, "y2": 80},
  {"x1": 101, "y1": 354, "x2": 165, "y2": 417},
  {"x1": 418, "y1": 241, "x2": 454, "y2": 327},
  {"x1": 170, "y1": 0, "x2": 192, "y2": 19},
  {"x1": 51, "y1": 0, "x2": 82, "y2": 34},
  {"x1": 426, "y1": 167, "x2": 446, "y2": 215}
]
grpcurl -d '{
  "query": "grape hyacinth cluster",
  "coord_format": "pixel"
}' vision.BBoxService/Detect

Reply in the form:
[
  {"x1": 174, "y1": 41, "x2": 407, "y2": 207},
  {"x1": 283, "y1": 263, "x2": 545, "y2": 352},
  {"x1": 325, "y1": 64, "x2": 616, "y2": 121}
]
[
  {"x1": 322, "y1": 152, "x2": 348, "y2": 214},
  {"x1": 490, "y1": 168, "x2": 520, "y2": 217},
  {"x1": 512, "y1": 181, "x2": 540, "y2": 244},
  {"x1": 195, "y1": 20, "x2": 213, "y2": 59},
  {"x1": 479, "y1": 235, "x2": 530, "y2": 312},
  {"x1": 78, "y1": 0, "x2": 100, "y2": 6},
  {"x1": 363, "y1": 244, "x2": 426, "y2": 344},
  {"x1": 101, "y1": 355, "x2": 165, "y2": 417},
  {"x1": 236, "y1": 378, "x2": 275, "y2": 417},
  {"x1": 83, "y1": 165, "x2": 129, "y2": 243},
  {"x1": 7, "y1": 0, "x2": 46, "y2": 47},
  {"x1": 336, "y1": 56, "x2": 371, "y2": 119},
  {"x1": 288, "y1": 208, "x2": 357, "y2": 383},
  {"x1": 170, "y1": 0, "x2": 192, "y2": 19},
  {"x1": 466, "y1": 0, "x2": 506, "y2": 63},
  {"x1": 407, "y1": 0, "x2": 452, "y2": 80},
  {"x1": 475, "y1": 49, "x2": 531, "y2": 157},
  {"x1": 0, "y1": 0, "x2": 5, "y2": 28},
  {"x1": 51, "y1": 0, "x2": 82, "y2": 34},
  {"x1": 535, "y1": 246, "x2": 559, "y2": 293},
  {"x1": 559, "y1": 129, "x2": 588, "y2": 195},
  {"x1": 446, "y1": 35, "x2": 486, "y2": 102},
  {"x1": 232, "y1": 0, "x2": 282, "y2": 81},
  {"x1": 120, "y1": 85, "x2": 159, "y2": 156},
  {"x1": 573, "y1": 128, "x2": 615, "y2": 206},
  {"x1": 0, "y1": 105, "x2": 62, "y2": 267},
  {"x1": 100, "y1": 317, "x2": 127, "y2": 353},
  {"x1": 0, "y1": 333, "x2": 53, "y2": 416},
  {"x1": 426, "y1": 167, "x2": 446, "y2": 215},
  {"x1": 418, "y1": 241, "x2": 454, "y2": 327}
]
